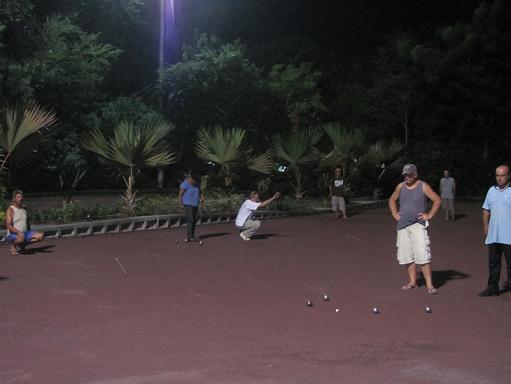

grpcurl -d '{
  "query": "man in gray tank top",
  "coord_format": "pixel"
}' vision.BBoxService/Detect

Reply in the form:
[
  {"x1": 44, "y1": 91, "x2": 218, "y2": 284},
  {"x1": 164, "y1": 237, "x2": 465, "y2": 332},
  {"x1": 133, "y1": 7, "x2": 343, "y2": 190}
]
[{"x1": 388, "y1": 164, "x2": 441, "y2": 294}]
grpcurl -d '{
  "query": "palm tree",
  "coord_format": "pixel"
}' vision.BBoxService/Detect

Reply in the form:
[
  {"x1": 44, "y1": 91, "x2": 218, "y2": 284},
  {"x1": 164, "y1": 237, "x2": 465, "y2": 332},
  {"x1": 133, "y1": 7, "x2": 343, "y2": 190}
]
[
  {"x1": 82, "y1": 119, "x2": 175, "y2": 213},
  {"x1": 272, "y1": 128, "x2": 322, "y2": 198},
  {"x1": 320, "y1": 122, "x2": 364, "y2": 177},
  {"x1": 0, "y1": 102, "x2": 57, "y2": 174},
  {"x1": 195, "y1": 126, "x2": 273, "y2": 188},
  {"x1": 359, "y1": 140, "x2": 404, "y2": 199}
]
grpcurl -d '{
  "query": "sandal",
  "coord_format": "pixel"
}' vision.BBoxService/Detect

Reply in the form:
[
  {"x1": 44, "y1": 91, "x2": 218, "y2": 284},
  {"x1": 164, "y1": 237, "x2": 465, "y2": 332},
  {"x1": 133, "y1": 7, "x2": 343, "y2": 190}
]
[
  {"x1": 401, "y1": 283, "x2": 418, "y2": 290},
  {"x1": 427, "y1": 287, "x2": 438, "y2": 294}
]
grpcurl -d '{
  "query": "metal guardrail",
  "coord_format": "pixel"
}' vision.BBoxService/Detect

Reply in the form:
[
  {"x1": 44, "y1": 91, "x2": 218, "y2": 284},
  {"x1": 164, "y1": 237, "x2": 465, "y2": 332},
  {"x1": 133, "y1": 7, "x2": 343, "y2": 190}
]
[
  {"x1": 0, "y1": 199, "x2": 387, "y2": 242},
  {"x1": 0, "y1": 211, "x2": 288, "y2": 242}
]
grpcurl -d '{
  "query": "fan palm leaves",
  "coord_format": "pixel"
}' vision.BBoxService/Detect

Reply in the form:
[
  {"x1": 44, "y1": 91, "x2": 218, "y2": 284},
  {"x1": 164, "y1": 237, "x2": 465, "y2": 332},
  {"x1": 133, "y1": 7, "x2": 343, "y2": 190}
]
[
  {"x1": 272, "y1": 128, "x2": 322, "y2": 198},
  {"x1": 362, "y1": 140, "x2": 405, "y2": 178},
  {"x1": 321, "y1": 122, "x2": 364, "y2": 170},
  {"x1": 246, "y1": 151, "x2": 273, "y2": 174},
  {"x1": 360, "y1": 139, "x2": 404, "y2": 199},
  {"x1": 82, "y1": 119, "x2": 175, "y2": 213},
  {"x1": 0, "y1": 102, "x2": 57, "y2": 173},
  {"x1": 196, "y1": 126, "x2": 273, "y2": 187}
]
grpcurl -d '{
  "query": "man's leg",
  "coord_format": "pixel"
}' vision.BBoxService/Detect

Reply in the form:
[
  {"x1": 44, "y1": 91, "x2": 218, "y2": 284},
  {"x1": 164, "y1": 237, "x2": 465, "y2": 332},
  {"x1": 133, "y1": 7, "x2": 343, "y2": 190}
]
[
  {"x1": 442, "y1": 198, "x2": 449, "y2": 220},
  {"x1": 408, "y1": 223, "x2": 435, "y2": 291},
  {"x1": 397, "y1": 227, "x2": 416, "y2": 287},
  {"x1": 501, "y1": 244, "x2": 511, "y2": 291},
  {"x1": 405, "y1": 263, "x2": 417, "y2": 287},
  {"x1": 339, "y1": 196, "x2": 347, "y2": 219},
  {"x1": 241, "y1": 220, "x2": 261, "y2": 238},
  {"x1": 487, "y1": 243, "x2": 502, "y2": 290},
  {"x1": 420, "y1": 263, "x2": 435, "y2": 290},
  {"x1": 7, "y1": 233, "x2": 25, "y2": 254},
  {"x1": 184, "y1": 205, "x2": 194, "y2": 240},
  {"x1": 449, "y1": 199, "x2": 455, "y2": 220},
  {"x1": 479, "y1": 244, "x2": 502, "y2": 296},
  {"x1": 331, "y1": 196, "x2": 340, "y2": 218},
  {"x1": 190, "y1": 206, "x2": 198, "y2": 239},
  {"x1": 26, "y1": 231, "x2": 44, "y2": 244}
]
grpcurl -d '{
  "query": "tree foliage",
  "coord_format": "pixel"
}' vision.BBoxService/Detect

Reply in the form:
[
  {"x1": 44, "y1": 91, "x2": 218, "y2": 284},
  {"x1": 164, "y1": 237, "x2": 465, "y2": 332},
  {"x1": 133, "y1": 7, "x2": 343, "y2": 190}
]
[
  {"x1": 82, "y1": 120, "x2": 176, "y2": 212},
  {"x1": 196, "y1": 125, "x2": 273, "y2": 188}
]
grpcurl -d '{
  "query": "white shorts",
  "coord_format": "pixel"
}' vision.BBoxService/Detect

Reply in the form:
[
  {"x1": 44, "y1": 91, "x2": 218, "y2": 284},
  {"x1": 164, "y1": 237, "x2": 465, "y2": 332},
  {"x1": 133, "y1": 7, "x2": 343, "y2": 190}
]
[{"x1": 396, "y1": 223, "x2": 431, "y2": 265}]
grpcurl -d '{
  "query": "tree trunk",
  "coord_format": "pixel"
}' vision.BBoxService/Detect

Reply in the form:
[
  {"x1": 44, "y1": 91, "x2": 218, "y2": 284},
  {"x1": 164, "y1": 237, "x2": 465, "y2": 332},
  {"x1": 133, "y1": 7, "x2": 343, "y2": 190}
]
[
  {"x1": 122, "y1": 168, "x2": 137, "y2": 214},
  {"x1": 294, "y1": 167, "x2": 304, "y2": 199}
]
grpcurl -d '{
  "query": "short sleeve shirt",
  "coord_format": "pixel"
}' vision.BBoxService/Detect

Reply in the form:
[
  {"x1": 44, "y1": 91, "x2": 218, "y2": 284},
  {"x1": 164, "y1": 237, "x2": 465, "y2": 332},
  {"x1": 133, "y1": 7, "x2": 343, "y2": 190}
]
[
  {"x1": 180, "y1": 180, "x2": 201, "y2": 207},
  {"x1": 235, "y1": 200, "x2": 261, "y2": 227},
  {"x1": 482, "y1": 185, "x2": 511, "y2": 245},
  {"x1": 330, "y1": 178, "x2": 345, "y2": 197},
  {"x1": 440, "y1": 177, "x2": 455, "y2": 199}
]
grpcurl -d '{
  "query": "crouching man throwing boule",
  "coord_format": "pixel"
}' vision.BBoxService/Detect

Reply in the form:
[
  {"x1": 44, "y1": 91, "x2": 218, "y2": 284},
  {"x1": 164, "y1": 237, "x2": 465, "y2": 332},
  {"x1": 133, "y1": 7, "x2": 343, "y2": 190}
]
[{"x1": 235, "y1": 191, "x2": 280, "y2": 241}]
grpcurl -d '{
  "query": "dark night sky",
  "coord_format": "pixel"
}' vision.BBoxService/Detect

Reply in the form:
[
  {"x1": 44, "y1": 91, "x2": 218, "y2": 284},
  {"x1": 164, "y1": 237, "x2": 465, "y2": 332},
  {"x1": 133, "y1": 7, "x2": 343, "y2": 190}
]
[{"x1": 180, "y1": 0, "x2": 483, "y2": 50}]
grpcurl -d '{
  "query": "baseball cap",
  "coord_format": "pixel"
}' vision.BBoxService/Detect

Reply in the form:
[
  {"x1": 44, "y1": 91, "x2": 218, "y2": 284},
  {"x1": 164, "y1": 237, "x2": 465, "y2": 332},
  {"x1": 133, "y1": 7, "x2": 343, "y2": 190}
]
[{"x1": 402, "y1": 164, "x2": 417, "y2": 175}]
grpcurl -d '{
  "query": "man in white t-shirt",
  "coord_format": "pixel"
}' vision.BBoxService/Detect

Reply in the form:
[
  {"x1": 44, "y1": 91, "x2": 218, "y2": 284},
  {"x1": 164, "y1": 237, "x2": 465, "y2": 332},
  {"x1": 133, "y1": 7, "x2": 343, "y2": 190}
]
[{"x1": 235, "y1": 191, "x2": 280, "y2": 240}]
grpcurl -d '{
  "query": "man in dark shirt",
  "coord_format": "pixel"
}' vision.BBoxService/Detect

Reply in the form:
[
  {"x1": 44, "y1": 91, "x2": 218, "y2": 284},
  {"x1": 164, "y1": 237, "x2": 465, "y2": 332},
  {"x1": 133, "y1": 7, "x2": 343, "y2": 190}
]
[{"x1": 329, "y1": 167, "x2": 348, "y2": 219}]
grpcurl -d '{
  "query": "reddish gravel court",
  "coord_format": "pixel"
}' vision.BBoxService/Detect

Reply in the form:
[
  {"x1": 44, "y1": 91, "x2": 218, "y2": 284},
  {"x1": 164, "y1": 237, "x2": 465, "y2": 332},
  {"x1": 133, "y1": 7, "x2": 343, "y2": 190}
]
[{"x1": 1, "y1": 201, "x2": 510, "y2": 384}]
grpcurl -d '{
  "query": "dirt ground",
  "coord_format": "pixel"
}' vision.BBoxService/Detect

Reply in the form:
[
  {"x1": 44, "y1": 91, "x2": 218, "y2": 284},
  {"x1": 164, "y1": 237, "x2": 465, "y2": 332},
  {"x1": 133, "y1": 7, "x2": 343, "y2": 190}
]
[{"x1": 1, "y1": 201, "x2": 510, "y2": 384}]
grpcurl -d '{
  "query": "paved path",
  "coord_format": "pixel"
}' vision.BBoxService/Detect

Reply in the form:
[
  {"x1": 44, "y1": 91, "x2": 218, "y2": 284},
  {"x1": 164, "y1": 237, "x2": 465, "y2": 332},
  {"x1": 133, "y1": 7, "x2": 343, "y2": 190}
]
[{"x1": 1, "y1": 202, "x2": 510, "y2": 384}]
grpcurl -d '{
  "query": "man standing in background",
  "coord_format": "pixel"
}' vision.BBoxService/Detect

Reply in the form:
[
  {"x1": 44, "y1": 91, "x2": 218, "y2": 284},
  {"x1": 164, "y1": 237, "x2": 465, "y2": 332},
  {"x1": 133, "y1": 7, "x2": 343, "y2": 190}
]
[
  {"x1": 329, "y1": 167, "x2": 348, "y2": 219},
  {"x1": 440, "y1": 169, "x2": 456, "y2": 220},
  {"x1": 179, "y1": 173, "x2": 205, "y2": 242}
]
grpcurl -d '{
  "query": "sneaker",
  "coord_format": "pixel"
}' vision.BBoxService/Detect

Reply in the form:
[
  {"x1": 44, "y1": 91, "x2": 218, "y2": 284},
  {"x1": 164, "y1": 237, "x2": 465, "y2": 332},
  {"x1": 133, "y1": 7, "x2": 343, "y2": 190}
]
[
  {"x1": 240, "y1": 232, "x2": 250, "y2": 241},
  {"x1": 478, "y1": 287, "x2": 500, "y2": 297}
]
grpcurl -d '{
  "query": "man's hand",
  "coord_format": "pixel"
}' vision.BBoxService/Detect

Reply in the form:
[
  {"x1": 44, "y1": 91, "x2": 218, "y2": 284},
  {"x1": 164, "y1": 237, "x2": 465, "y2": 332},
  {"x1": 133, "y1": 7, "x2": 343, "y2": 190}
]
[
  {"x1": 274, "y1": 192, "x2": 281, "y2": 199},
  {"x1": 418, "y1": 212, "x2": 432, "y2": 221},
  {"x1": 392, "y1": 211, "x2": 401, "y2": 221}
]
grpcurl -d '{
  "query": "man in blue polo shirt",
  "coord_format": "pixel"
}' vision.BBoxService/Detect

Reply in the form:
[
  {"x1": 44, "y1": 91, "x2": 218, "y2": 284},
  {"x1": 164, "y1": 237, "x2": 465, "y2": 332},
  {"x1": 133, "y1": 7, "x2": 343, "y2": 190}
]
[
  {"x1": 479, "y1": 164, "x2": 511, "y2": 296},
  {"x1": 179, "y1": 174, "x2": 204, "y2": 242}
]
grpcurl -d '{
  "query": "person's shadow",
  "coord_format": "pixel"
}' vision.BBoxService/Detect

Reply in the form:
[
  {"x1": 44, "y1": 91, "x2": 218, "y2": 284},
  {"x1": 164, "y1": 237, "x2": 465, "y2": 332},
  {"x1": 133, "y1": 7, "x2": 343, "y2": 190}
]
[
  {"x1": 0, "y1": 276, "x2": 9, "y2": 282},
  {"x1": 22, "y1": 245, "x2": 56, "y2": 255},
  {"x1": 418, "y1": 269, "x2": 471, "y2": 288},
  {"x1": 199, "y1": 232, "x2": 230, "y2": 240},
  {"x1": 251, "y1": 233, "x2": 279, "y2": 240}
]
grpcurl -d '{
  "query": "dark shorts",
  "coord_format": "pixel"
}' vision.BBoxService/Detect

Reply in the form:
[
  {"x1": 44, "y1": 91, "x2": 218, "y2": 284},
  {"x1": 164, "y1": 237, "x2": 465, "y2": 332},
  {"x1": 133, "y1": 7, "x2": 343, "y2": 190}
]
[{"x1": 5, "y1": 230, "x2": 37, "y2": 243}]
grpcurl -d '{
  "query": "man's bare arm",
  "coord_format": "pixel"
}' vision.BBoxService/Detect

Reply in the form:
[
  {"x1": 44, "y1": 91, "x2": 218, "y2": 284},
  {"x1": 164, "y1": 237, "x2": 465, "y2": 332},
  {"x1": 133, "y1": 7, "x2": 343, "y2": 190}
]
[
  {"x1": 482, "y1": 209, "x2": 490, "y2": 237},
  {"x1": 5, "y1": 207, "x2": 18, "y2": 234},
  {"x1": 421, "y1": 182, "x2": 441, "y2": 220},
  {"x1": 258, "y1": 192, "x2": 281, "y2": 208},
  {"x1": 388, "y1": 183, "x2": 402, "y2": 221}
]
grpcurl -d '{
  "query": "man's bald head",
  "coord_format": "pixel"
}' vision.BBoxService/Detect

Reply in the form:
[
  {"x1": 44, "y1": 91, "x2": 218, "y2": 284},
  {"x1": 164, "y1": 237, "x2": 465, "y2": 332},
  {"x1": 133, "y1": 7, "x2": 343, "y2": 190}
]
[{"x1": 495, "y1": 165, "x2": 510, "y2": 189}]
